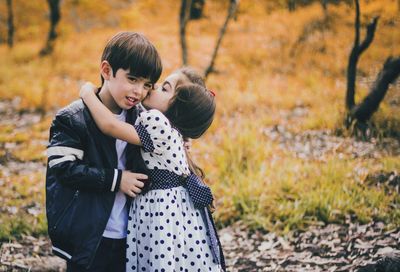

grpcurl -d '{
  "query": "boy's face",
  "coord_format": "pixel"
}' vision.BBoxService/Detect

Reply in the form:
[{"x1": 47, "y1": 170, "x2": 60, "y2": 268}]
[
  {"x1": 142, "y1": 72, "x2": 189, "y2": 113},
  {"x1": 103, "y1": 64, "x2": 153, "y2": 110}
]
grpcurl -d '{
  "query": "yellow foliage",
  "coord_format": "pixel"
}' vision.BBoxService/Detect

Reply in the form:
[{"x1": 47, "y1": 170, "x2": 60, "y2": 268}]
[{"x1": 0, "y1": 0, "x2": 399, "y2": 236}]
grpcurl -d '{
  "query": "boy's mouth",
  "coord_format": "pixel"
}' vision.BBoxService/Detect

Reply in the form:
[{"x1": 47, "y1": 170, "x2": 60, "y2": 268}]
[{"x1": 126, "y1": 96, "x2": 139, "y2": 105}]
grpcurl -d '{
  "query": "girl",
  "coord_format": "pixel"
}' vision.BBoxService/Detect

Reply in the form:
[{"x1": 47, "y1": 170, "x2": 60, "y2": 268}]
[{"x1": 80, "y1": 67, "x2": 225, "y2": 272}]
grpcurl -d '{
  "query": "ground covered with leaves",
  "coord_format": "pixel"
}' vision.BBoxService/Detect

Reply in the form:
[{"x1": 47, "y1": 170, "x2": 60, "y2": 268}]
[
  {"x1": 1, "y1": 101, "x2": 399, "y2": 271},
  {"x1": 1, "y1": 221, "x2": 399, "y2": 271}
]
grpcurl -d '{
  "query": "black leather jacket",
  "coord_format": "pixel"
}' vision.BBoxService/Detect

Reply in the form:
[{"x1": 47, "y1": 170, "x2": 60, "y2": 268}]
[{"x1": 45, "y1": 99, "x2": 140, "y2": 268}]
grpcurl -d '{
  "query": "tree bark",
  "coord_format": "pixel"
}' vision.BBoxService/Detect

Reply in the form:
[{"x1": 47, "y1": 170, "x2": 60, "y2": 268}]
[
  {"x1": 350, "y1": 57, "x2": 400, "y2": 122},
  {"x1": 346, "y1": 0, "x2": 378, "y2": 110},
  {"x1": 6, "y1": 0, "x2": 14, "y2": 48},
  {"x1": 179, "y1": 0, "x2": 192, "y2": 65},
  {"x1": 204, "y1": 0, "x2": 238, "y2": 79},
  {"x1": 40, "y1": 0, "x2": 61, "y2": 56}
]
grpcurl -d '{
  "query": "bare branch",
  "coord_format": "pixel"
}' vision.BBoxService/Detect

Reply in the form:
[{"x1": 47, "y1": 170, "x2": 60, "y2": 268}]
[
  {"x1": 179, "y1": 0, "x2": 192, "y2": 66},
  {"x1": 358, "y1": 16, "x2": 379, "y2": 55},
  {"x1": 204, "y1": 0, "x2": 239, "y2": 79},
  {"x1": 345, "y1": 2, "x2": 379, "y2": 111},
  {"x1": 346, "y1": 0, "x2": 361, "y2": 110},
  {"x1": 40, "y1": 0, "x2": 61, "y2": 56},
  {"x1": 6, "y1": 0, "x2": 14, "y2": 48}
]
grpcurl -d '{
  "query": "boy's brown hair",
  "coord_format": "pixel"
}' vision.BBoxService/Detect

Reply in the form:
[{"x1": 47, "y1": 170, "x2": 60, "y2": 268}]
[{"x1": 101, "y1": 32, "x2": 162, "y2": 86}]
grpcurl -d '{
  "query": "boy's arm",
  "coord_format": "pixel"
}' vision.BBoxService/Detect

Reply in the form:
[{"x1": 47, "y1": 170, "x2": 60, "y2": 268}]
[
  {"x1": 80, "y1": 83, "x2": 141, "y2": 146},
  {"x1": 47, "y1": 112, "x2": 146, "y2": 196}
]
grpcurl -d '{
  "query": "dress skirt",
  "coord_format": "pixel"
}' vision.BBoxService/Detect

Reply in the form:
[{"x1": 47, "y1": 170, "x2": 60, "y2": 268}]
[{"x1": 126, "y1": 186, "x2": 222, "y2": 272}]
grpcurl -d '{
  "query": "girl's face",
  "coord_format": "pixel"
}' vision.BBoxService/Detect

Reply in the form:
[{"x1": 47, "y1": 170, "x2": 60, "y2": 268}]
[{"x1": 142, "y1": 72, "x2": 188, "y2": 112}]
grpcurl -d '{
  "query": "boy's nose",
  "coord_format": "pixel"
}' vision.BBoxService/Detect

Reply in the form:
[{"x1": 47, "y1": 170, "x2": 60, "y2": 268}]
[{"x1": 132, "y1": 83, "x2": 146, "y2": 97}]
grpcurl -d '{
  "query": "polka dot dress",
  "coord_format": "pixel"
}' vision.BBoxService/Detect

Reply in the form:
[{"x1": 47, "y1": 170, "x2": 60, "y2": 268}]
[{"x1": 126, "y1": 109, "x2": 222, "y2": 272}]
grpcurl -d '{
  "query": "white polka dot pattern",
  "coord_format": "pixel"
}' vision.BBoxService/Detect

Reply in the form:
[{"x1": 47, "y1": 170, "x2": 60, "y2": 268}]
[
  {"x1": 126, "y1": 187, "x2": 223, "y2": 272},
  {"x1": 135, "y1": 109, "x2": 190, "y2": 177}
]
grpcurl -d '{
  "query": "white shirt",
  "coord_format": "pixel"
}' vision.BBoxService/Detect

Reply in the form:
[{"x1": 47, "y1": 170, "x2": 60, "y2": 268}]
[{"x1": 103, "y1": 110, "x2": 128, "y2": 239}]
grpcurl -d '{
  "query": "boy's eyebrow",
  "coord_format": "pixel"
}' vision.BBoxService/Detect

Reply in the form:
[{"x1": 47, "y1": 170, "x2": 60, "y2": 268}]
[{"x1": 126, "y1": 73, "x2": 152, "y2": 83}]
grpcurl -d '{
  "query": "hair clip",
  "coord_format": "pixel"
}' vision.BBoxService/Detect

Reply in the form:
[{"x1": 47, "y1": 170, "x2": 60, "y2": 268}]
[{"x1": 209, "y1": 89, "x2": 216, "y2": 97}]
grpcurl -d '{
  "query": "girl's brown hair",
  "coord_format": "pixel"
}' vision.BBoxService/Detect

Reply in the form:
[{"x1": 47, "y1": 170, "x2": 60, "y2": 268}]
[{"x1": 164, "y1": 67, "x2": 216, "y2": 178}]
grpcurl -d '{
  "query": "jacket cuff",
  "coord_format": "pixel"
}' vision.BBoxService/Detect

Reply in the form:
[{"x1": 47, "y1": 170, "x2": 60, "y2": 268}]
[{"x1": 104, "y1": 169, "x2": 122, "y2": 192}]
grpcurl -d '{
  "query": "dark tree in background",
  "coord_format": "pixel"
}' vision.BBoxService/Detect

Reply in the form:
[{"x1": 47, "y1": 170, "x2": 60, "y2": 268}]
[
  {"x1": 190, "y1": 0, "x2": 205, "y2": 19},
  {"x1": 288, "y1": 0, "x2": 350, "y2": 11},
  {"x1": 180, "y1": 0, "x2": 238, "y2": 79},
  {"x1": 40, "y1": 0, "x2": 61, "y2": 56},
  {"x1": 179, "y1": 0, "x2": 192, "y2": 65},
  {"x1": 345, "y1": 0, "x2": 400, "y2": 139},
  {"x1": 6, "y1": 0, "x2": 14, "y2": 48},
  {"x1": 288, "y1": 0, "x2": 296, "y2": 12},
  {"x1": 321, "y1": 0, "x2": 328, "y2": 17},
  {"x1": 204, "y1": 0, "x2": 238, "y2": 79}
]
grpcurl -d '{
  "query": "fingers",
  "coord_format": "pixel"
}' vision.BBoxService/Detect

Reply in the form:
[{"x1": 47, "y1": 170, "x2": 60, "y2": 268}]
[
  {"x1": 121, "y1": 172, "x2": 148, "y2": 198},
  {"x1": 128, "y1": 191, "x2": 136, "y2": 198},
  {"x1": 131, "y1": 184, "x2": 143, "y2": 193},
  {"x1": 127, "y1": 184, "x2": 142, "y2": 198},
  {"x1": 133, "y1": 173, "x2": 148, "y2": 181},
  {"x1": 82, "y1": 82, "x2": 96, "y2": 91},
  {"x1": 80, "y1": 82, "x2": 96, "y2": 96}
]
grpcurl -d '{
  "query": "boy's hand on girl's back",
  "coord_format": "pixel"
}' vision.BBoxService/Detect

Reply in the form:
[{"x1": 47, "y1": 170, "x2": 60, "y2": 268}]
[
  {"x1": 120, "y1": 171, "x2": 148, "y2": 198},
  {"x1": 79, "y1": 82, "x2": 97, "y2": 99}
]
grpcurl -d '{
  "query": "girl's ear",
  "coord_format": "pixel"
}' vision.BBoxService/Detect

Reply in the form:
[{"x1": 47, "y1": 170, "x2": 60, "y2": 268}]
[{"x1": 100, "y1": 61, "x2": 112, "y2": 81}]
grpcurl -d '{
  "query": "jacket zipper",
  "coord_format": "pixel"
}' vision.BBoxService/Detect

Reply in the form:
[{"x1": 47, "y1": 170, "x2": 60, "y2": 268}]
[
  {"x1": 86, "y1": 192, "x2": 116, "y2": 269},
  {"x1": 52, "y1": 190, "x2": 80, "y2": 231}
]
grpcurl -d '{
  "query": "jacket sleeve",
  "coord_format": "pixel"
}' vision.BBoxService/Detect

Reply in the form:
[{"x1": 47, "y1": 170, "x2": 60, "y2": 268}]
[{"x1": 47, "y1": 111, "x2": 122, "y2": 192}]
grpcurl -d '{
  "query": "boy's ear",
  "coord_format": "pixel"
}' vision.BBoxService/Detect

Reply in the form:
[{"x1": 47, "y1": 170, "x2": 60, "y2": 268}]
[{"x1": 100, "y1": 61, "x2": 112, "y2": 81}]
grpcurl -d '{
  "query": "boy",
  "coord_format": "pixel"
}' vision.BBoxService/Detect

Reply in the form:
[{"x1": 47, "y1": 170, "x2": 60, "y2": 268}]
[{"x1": 45, "y1": 32, "x2": 162, "y2": 271}]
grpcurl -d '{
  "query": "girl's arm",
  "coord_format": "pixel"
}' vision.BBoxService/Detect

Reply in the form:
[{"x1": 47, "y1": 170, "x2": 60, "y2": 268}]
[{"x1": 80, "y1": 83, "x2": 141, "y2": 146}]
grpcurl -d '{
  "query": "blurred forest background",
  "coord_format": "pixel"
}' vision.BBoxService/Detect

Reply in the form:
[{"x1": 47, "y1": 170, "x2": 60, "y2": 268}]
[{"x1": 0, "y1": 0, "x2": 400, "y2": 247}]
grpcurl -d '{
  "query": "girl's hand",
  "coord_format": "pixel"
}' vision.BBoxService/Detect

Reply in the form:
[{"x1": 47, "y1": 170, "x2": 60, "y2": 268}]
[{"x1": 79, "y1": 82, "x2": 97, "y2": 99}]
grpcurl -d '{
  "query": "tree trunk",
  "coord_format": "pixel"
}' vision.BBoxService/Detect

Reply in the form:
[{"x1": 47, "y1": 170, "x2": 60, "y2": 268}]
[
  {"x1": 346, "y1": 0, "x2": 378, "y2": 111},
  {"x1": 344, "y1": 0, "x2": 397, "y2": 139},
  {"x1": 179, "y1": 0, "x2": 192, "y2": 65},
  {"x1": 204, "y1": 0, "x2": 238, "y2": 79},
  {"x1": 40, "y1": 0, "x2": 61, "y2": 56},
  {"x1": 321, "y1": 0, "x2": 328, "y2": 19},
  {"x1": 6, "y1": 0, "x2": 14, "y2": 48},
  {"x1": 288, "y1": 0, "x2": 296, "y2": 12},
  {"x1": 350, "y1": 57, "x2": 400, "y2": 122},
  {"x1": 190, "y1": 0, "x2": 205, "y2": 20}
]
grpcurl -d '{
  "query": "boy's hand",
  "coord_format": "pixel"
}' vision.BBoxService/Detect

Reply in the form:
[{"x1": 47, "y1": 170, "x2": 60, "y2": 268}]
[
  {"x1": 119, "y1": 171, "x2": 148, "y2": 198},
  {"x1": 79, "y1": 82, "x2": 97, "y2": 99}
]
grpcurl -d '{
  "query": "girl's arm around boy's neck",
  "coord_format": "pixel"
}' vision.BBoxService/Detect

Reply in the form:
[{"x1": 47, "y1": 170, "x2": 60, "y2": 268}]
[{"x1": 80, "y1": 83, "x2": 141, "y2": 146}]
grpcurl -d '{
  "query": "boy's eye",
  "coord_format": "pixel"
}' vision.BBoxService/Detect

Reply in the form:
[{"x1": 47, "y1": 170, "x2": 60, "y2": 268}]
[
  {"x1": 162, "y1": 87, "x2": 167, "y2": 92},
  {"x1": 144, "y1": 83, "x2": 153, "y2": 91},
  {"x1": 128, "y1": 76, "x2": 137, "y2": 82}
]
